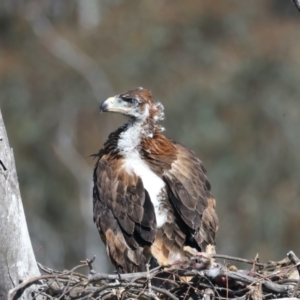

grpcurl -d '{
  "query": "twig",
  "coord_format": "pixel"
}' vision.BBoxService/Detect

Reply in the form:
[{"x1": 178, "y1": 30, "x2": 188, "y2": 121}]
[
  {"x1": 183, "y1": 270, "x2": 222, "y2": 300},
  {"x1": 146, "y1": 263, "x2": 152, "y2": 293},
  {"x1": 82, "y1": 256, "x2": 96, "y2": 272},
  {"x1": 65, "y1": 262, "x2": 89, "y2": 277},
  {"x1": 291, "y1": 280, "x2": 300, "y2": 298},
  {"x1": 212, "y1": 270, "x2": 290, "y2": 294},
  {"x1": 225, "y1": 267, "x2": 229, "y2": 300},
  {"x1": 88, "y1": 266, "x2": 162, "y2": 283},
  {"x1": 89, "y1": 282, "x2": 143, "y2": 298},
  {"x1": 8, "y1": 274, "x2": 71, "y2": 300},
  {"x1": 287, "y1": 251, "x2": 300, "y2": 297},
  {"x1": 11, "y1": 253, "x2": 300, "y2": 299},
  {"x1": 182, "y1": 285, "x2": 191, "y2": 300},
  {"x1": 151, "y1": 285, "x2": 179, "y2": 300},
  {"x1": 213, "y1": 254, "x2": 267, "y2": 267},
  {"x1": 38, "y1": 263, "x2": 58, "y2": 274},
  {"x1": 34, "y1": 246, "x2": 44, "y2": 255},
  {"x1": 12, "y1": 262, "x2": 89, "y2": 300},
  {"x1": 57, "y1": 263, "x2": 89, "y2": 300},
  {"x1": 179, "y1": 268, "x2": 291, "y2": 294},
  {"x1": 251, "y1": 253, "x2": 259, "y2": 272},
  {"x1": 291, "y1": 0, "x2": 300, "y2": 12},
  {"x1": 57, "y1": 280, "x2": 86, "y2": 300},
  {"x1": 287, "y1": 251, "x2": 300, "y2": 272}
]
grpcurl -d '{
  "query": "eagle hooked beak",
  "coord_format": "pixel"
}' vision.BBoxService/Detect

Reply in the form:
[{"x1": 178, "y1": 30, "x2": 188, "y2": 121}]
[
  {"x1": 100, "y1": 97, "x2": 115, "y2": 112},
  {"x1": 100, "y1": 96, "x2": 132, "y2": 114}
]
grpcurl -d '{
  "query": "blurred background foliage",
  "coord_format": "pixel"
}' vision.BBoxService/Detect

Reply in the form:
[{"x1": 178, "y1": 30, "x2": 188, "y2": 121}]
[{"x1": 0, "y1": 0, "x2": 300, "y2": 273}]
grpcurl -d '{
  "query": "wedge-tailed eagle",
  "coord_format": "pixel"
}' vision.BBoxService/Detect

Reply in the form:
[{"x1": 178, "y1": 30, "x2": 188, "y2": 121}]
[{"x1": 93, "y1": 88, "x2": 219, "y2": 273}]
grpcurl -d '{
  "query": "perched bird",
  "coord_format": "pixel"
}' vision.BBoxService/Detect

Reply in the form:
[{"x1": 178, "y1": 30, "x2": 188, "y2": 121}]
[{"x1": 93, "y1": 88, "x2": 218, "y2": 273}]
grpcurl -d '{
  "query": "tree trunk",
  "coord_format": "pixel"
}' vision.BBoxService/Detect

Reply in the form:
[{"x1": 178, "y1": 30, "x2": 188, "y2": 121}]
[{"x1": 0, "y1": 109, "x2": 40, "y2": 300}]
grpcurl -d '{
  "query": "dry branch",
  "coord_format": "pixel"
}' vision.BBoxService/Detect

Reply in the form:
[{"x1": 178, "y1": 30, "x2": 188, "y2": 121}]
[
  {"x1": 0, "y1": 110, "x2": 41, "y2": 300},
  {"x1": 291, "y1": 0, "x2": 300, "y2": 12},
  {"x1": 287, "y1": 251, "x2": 300, "y2": 298},
  {"x1": 8, "y1": 251, "x2": 300, "y2": 300}
]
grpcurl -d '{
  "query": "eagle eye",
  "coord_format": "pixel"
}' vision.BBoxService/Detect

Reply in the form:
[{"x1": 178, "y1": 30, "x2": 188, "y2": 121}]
[{"x1": 121, "y1": 96, "x2": 137, "y2": 105}]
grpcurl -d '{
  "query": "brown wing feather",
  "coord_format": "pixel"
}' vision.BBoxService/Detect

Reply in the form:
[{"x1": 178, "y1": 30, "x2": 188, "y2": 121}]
[
  {"x1": 164, "y1": 144, "x2": 218, "y2": 251},
  {"x1": 164, "y1": 142, "x2": 218, "y2": 251},
  {"x1": 93, "y1": 154, "x2": 157, "y2": 273},
  {"x1": 141, "y1": 133, "x2": 218, "y2": 255}
]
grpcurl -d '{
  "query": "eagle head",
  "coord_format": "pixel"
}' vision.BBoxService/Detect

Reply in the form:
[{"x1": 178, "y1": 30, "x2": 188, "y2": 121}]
[{"x1": 100, "y1": 87, "x2": 164, "y2": 123}]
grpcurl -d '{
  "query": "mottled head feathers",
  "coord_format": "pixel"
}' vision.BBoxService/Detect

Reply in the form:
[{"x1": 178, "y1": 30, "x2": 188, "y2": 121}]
[{"x1": 100, "y1": 88, "x2": 165, "y2": 126}]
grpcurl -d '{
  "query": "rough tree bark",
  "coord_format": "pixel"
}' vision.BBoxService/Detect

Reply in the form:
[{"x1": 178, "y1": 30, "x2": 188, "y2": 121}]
[{"x1": 0, "y1": 109, "x2": 40, "y2": 300}]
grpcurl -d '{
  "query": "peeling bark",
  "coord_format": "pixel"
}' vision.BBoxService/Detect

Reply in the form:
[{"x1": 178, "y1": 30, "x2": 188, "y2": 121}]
[{"x1": 0, "y1": 109, "x2": 40, "y2": 300}]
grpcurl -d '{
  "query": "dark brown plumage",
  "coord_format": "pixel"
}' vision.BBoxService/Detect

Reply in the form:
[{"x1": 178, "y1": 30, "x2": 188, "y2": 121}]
[{"x1": 93, "y1": 88, "x2": 219, "y2": 273}]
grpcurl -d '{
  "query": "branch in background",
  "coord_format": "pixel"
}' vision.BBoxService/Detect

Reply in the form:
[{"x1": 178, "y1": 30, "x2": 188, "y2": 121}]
[
  {"x1": 77, "y1": 0, "x2": 101, "y2": 32},
  {"x1": 291, "y1": 0, "x2": 300, "y2": 12},
  {"x1": 22, "y1": 2, "x2": 113, "y2": 102}
]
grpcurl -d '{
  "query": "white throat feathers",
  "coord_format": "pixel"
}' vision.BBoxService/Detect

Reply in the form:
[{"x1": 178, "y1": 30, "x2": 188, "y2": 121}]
[{"x1": 117, "y1": 110, "x2": 168, "y2": 228}]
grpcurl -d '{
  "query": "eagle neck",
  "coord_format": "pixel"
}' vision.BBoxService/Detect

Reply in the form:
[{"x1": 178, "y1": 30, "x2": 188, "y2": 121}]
[{"x1": 117, "y1": 119, "x2": 156, "y2": 155}]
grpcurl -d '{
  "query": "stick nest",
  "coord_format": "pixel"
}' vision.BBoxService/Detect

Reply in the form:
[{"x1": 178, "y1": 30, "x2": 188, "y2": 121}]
[{"x1": 9, "y1": 251, "x2": 300, "y2": 300}]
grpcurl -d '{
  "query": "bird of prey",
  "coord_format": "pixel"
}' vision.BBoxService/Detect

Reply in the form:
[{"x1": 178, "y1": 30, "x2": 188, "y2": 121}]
[{"x1": 93, "y1": 88, "x2": 218, "y2": 273}]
